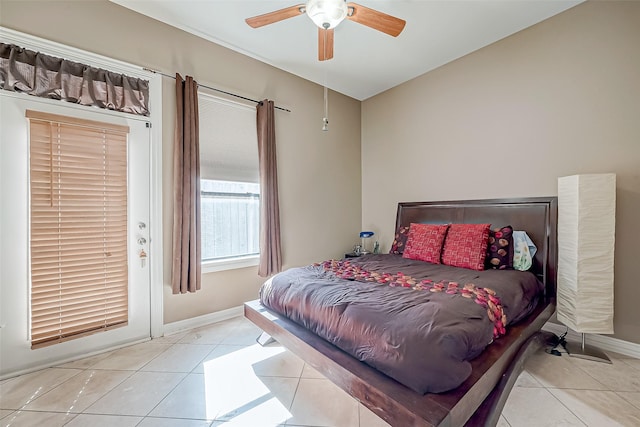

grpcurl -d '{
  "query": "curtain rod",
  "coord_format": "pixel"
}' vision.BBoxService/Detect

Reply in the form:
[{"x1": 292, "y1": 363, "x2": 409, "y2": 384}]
[{"x1": 143, "y1": 68, "x2": 291, "y2": 113}]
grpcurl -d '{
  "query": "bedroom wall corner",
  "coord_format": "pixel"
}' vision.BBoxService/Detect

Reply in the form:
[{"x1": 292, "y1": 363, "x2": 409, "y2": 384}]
[{"x1": 361, "y1": 0, "x2": 640, "y2": 345}]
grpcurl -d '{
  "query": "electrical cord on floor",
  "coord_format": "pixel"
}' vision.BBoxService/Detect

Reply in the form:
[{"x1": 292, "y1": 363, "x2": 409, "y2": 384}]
[{"x1": 545, "y1": 327, "x2": 569, "y2": 356}]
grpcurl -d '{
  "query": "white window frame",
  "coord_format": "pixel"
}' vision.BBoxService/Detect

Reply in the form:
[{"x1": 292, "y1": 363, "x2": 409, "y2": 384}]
[
  {"x1": 202, "y1": 254, "x2": 259, "y2": 274},
  {"x1": 198, "y1": 92, "x2": 260, "y2": 274}
]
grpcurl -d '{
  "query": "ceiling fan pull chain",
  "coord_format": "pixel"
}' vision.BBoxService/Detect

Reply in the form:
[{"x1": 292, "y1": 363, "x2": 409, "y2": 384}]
[{"x1": 322, "y1": 86, "x2": 329, "y2": 132}]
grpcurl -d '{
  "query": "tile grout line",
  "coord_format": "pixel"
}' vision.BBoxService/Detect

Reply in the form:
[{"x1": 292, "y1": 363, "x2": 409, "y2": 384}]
[
  {"x1": 76, "y1": 341, "x2": 190, "y2": 422},
  {"x1": 619, "y1": 358, "x2": 640, "y2": 374},
  {"x1": 284, "y1": 365, "x2": 305, "y2": 427},
  {"x1": 2, "y1": 367, "x2": 86, "y2": 414},
  {"x1": 500, "y1": 413, "x2": 513, "y2": 427},
  {"x1": 134, "y1": 325, "x2": 246, "y2": 425},
  {"x1": 12, "y1": 320, "x2": 267, "y2": 425},
  {"x1": 541, "y1": 386, "x2": 589, "y2": 427},
  {"x1": 613, "y1": 390, "x2": 640, "y2": 412},
  {"x1": 529, "y1": 353, "x2": 623, "y2": 426},
  {"x1": 134, "y1": 360, "x2": 198, "y2": 422},
  {"x1": 20, "y1": 320, "x2": 639, "y2": 426},
  {"x1": 74, "y1": 347, "x2": 171, "y2": 419}
]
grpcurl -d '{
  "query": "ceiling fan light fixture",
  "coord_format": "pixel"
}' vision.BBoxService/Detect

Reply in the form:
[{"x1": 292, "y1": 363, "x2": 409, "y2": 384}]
[{"x1": 305, "y1": 0, "x2": 348, "y2": 29}]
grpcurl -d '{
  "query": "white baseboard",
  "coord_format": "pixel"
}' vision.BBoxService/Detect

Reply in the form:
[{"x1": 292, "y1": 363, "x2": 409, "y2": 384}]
[
  {"x1": 162, "y1": 305, "x2": 244, "y2": 336},
  {"x1": 543, "y1": 322, "x2": 640, "y2": 359}
]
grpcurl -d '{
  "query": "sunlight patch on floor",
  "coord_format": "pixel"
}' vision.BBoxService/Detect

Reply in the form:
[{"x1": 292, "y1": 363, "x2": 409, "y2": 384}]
[{"x1": 203, "y1": 344, "x2": 291, "y2": 424}]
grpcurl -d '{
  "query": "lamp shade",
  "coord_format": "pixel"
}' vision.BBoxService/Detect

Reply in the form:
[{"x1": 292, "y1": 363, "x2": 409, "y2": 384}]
[
  {"x1": 306, "y1": 0, "x2": 348, "y2": 29},
  {"x1": 557, "y1": 173, "x2": 616, "y2": 334}
]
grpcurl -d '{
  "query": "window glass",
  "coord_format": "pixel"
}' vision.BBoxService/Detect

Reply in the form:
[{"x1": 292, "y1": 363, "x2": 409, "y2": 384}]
[{"x1": 201, "y1": 179, "x2": 260, "y2": 261}]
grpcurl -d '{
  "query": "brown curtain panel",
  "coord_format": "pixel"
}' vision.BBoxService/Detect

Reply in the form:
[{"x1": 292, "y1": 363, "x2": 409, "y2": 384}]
[
  {"x1": 172, "y1": 74, "x2": 201, "y2": 293},
  {"x1": 256, "y1": 100, "x2": 282, "y2": 277},
  {"x1": 0, "y1": 43, "x2": 149, "y2": 116}
]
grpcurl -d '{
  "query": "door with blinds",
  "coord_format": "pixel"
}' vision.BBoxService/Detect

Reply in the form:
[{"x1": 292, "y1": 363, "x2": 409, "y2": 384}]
[{"x1": 0, "y1": 94, "x2": 151, "y2": 375}]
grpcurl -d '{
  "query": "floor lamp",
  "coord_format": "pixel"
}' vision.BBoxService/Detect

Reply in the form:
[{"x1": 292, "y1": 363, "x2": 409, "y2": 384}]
[{"x1": 557, "y1": 173, "x2": 616, "y2": 364}]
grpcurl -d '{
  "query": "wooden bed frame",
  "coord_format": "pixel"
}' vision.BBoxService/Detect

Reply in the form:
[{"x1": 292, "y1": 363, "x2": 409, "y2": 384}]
[{"x1": 244, "y1": 197, "x2": 558, "y2": 426}]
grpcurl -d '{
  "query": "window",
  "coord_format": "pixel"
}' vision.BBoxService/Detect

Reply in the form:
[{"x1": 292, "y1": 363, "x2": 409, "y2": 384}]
[
  {"x1": 198, "y1": 92, "x2": 259, "y2": 271},
  {"x1": 201, "y1": 180, "x2": 260, "y2": 260},
  {"x1": 28, "y1": 110, "x2": 129, "y2": 348}
]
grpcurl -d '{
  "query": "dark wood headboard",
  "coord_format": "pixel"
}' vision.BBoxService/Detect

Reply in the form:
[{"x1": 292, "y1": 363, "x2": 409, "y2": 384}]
[{"x1": 395, "y1": 197, "x2": 558, "y2": 297}]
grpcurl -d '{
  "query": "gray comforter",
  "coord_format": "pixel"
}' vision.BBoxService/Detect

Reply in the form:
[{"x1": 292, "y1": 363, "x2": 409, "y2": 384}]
[{"x1": 260, "y1": 254, "x2": 543, "y2": 394}]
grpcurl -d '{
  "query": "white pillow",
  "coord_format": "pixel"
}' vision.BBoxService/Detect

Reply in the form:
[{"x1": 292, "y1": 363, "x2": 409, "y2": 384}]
[{"x1": 513, "y1": 231, "x2": 537, "y2": 271}]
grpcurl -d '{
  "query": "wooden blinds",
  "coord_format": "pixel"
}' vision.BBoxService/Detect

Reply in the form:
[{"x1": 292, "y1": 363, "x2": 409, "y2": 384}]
[{"x1": 27, "y1": 110, "x2": 130, "y2": 348}]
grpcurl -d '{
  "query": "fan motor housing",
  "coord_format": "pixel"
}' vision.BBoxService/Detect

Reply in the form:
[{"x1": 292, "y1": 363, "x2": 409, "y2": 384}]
[{"x1": 305, "y1": 0, "x2": 349, "y2": 29}]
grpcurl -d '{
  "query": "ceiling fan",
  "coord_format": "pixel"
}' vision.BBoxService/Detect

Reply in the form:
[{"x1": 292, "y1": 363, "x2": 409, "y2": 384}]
[{"x1": 245, "y1": 0, "x2": 406, "y2": 61}]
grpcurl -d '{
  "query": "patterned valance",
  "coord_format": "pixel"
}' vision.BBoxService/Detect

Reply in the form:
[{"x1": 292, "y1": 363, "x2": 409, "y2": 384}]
[{"x1": 0, "y1": 42, "x2": 149, "y2": 116}]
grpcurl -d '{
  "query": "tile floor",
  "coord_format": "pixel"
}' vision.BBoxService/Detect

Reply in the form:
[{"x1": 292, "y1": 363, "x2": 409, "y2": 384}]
[{"x1": 1, "y1": 316, "x2": 640, "y2": 426}]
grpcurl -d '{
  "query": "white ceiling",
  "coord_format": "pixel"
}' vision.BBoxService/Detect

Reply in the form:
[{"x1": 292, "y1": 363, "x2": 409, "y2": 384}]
[{"x1": 111, "y1": 0, "x2": 583, "y2": 101}]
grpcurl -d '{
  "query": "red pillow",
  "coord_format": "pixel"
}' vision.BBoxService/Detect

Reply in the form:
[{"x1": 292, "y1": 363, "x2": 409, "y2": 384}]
[
  {"x1": 441, "y1": 223, "x2": 491, "y2": 271},
  {"x1": 402, "y1": 223, "x2": 449, "y2": 264}
]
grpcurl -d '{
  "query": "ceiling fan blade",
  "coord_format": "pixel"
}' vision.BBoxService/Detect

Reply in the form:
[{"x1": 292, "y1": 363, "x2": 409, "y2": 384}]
[
  {"x1": 318, "y1": 28, "x2": 334, "y2": 61},
  {"x1": 346, "y1": 3, "x2": 406, "y2": 37},
  {"x1": 245, "y1": 4, "x2": 305, "y2": 28}
]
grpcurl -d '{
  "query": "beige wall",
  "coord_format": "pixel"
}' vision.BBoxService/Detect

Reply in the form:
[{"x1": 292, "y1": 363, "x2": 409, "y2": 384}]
[
  {"x1": 3, "y1": 0, "x2": 638, "y2": 344},
  {"x1": 362, "y1": 1, "x2": 640, "y2": 344},
  {"x1": 0, "y1": 0, "x2": 362, "y2": 324}
]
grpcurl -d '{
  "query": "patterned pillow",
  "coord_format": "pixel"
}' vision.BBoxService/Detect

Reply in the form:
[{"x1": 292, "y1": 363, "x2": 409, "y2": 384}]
[
  {"x1": 486, "y1": 225, "x2": 514, "y2": 270},
  {"x1": 389, "y1": 225, "x2": 410, "y2": 254},
  {"x1": 441, "y1": 223, "x2": 491, "y2": 271},
  {"x1": 513, "y1": 231, "x2": 537, "y2": 271},
  {"x1": 402, "y1": 223, "x2": 449, "y2": 264}
]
